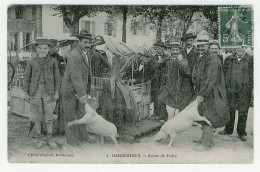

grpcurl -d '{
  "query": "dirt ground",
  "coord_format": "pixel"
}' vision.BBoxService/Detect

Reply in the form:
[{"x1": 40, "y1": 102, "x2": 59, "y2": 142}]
[{"x1": 8, "y1": 108, "x2": 253, "y2": 164}]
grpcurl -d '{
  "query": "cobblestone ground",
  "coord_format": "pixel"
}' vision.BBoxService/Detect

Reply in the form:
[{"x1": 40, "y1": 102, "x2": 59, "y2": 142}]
[{"x1": 8, "y1": 108, "x2": 253, "y2": 164}]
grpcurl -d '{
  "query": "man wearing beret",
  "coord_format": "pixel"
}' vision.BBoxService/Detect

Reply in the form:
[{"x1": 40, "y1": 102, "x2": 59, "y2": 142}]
[
  {"x1": 61, "y1": 30, "x2": 101, "y2": 146},
  {"x1": 192, "y1": 35, "x2": 230, "y2": 151}
]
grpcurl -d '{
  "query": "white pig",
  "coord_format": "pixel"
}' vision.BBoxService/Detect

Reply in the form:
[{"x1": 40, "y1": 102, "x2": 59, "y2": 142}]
[
  {"x1": 66, "y1": 103, "x2": 119, "y2": 148},
  {"x1": 154, "y1": 100, "x2": 212, "y2": 148}
]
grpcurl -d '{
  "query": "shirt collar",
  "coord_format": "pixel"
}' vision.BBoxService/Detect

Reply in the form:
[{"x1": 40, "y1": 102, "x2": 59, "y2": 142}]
[{"x1": 186, "y1": 46, "x2": 193, "y2": 54}]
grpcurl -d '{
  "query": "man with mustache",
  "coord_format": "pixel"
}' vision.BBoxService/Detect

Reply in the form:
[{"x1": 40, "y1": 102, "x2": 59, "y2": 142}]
[
  {"x1": 192, "y1": 35, "x2": 230, "y2": 151},
  {"x1": 61, "y1": 30, "x2": 103, "y2": 146},
  {"x1": 158, "y1": 42, "x2": 193, "y2": 119}
]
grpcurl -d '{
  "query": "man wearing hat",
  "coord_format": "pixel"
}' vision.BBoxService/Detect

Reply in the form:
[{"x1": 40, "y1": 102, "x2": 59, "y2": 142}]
[
  {"x1": 192, "y1": 35, "x2": 230, "y2": 151},
  {"x1": 182, "y1": 33, "x2": 198, "y2": 72},
  {"x1": 61, "y1": 30, "x2": 102, "y2": 146},
  {"x1": 50, "y1": 39, "x2": 67, "y2": 135},
  {"x1": 23, "y1": 37, "x2": 60, "y2": 149},
  {"x1": 209, "y1": 39, "x2": 224, "y2": 65},
  {"x1": 150, "y1": 41, "x2": 168, "y2": 120},
  {"x1": 158, "y1": 42, "x2": 193, "y2": 119},
  {"x1": 219, "y1": 46, "x2": 253, "y2": 141}
]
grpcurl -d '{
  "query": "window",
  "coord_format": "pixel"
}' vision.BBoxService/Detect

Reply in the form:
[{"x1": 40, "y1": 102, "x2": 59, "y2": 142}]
[
  {"x1": 81, "y1": 20, "x2": 96, "y2": 35},
  {"x1": 15, "y1": 6, "x2": 24, "y2": 19},
  {"x1": 23, "y1": 33, "x2": 31, "y2": 52},
  {"x1": 8, "y1": 32, "x2": 19, "y2": 52},
  {"x1": 32, "y1": 6, "x2": 37, "y2": 21},
  {"x1": 131, "y1": 24, "x2": 149, "y2": 36},
  {"x1": 92, "y1": 21, "x2": 95, "y2": 36},
  {"x1": 104, "y1": 22, "x2": 116, "y2": 37}
]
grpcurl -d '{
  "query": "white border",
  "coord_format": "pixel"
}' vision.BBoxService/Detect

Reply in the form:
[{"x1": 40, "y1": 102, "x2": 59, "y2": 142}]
[{"x1": 1, "y1": 0, "x2": 260, "y2": 172}]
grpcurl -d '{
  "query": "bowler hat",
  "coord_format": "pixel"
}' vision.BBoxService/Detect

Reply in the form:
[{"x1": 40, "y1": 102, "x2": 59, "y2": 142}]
[
  {"x1": 34, "y1": 37, "x2": 51, "y2": 46},
  {"x1": 76, "y1": 30, "x2": 93, "y2": 40},
  {"x1": 181, "y1": 33, "x2": 197, "y2": 41},
  {"x1": 153, "y1": 41, "x2": 166, "y2": 48},
  {"x1": 169, "y1": 42, "x2": 181, "y2": 48},
  {"x1": 195, "y1": 35, "x2": 210, "y2": 46}
]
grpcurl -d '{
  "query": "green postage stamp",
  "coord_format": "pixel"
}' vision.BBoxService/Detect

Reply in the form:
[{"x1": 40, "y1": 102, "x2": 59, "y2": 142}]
[{"x1": 219, "y1": 6, "x2": 253, "y2": 47}]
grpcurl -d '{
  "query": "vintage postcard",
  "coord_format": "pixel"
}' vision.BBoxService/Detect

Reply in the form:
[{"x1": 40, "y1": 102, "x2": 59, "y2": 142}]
[{"x1": 7, "y1": 4, "x2": 254, "y2": 164}]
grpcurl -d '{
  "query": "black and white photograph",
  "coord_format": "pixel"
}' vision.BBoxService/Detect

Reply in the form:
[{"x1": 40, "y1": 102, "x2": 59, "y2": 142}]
[{"x1": 5, "y1": 2, "x2": 255, "y2": 164}]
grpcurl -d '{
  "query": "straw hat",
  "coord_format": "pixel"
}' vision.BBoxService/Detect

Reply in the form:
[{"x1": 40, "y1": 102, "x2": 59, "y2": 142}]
[{"x1": 34, "y1": 37, "x2": 51, "y2": 46}]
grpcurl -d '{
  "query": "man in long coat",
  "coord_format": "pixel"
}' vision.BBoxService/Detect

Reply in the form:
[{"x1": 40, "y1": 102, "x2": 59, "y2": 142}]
[
  {"x1": 61, "y1": 30, "x2": 102, "y2": 146},
  {"x1": 158, "y1": 43, "x2": 193, "y2": 119},
  {"x1": 219, "y1": 46, "x2": 253, "y2": 141},
  {"x1": 192, "y1": 35, "x2": 230, "y2": 151}
]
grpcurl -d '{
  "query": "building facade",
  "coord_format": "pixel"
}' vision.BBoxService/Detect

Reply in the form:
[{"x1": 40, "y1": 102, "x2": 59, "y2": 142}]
[{"x1": 7, "y1": 5, "x2": 42, "y2": 59}]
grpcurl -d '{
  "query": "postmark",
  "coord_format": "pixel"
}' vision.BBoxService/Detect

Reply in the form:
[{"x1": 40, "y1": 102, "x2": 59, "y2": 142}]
[{"x1": 218, "y1": 6, "x2": 253, "y2": 47}]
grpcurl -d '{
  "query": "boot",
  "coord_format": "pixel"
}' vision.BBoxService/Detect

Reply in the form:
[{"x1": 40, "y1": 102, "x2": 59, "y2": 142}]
[
  {"x1": 47, "y1": 133, "x2": 57, "y2": 149},
  {"x1": 35, "y1": 134, "x2": 43, "y2": 149}
]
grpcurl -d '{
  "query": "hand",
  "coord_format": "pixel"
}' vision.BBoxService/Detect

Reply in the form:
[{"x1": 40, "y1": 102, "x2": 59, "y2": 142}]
[
  {"x1": 79, "y1": 95, "x2": 89, "y2": 104},
  {"x1": 53, "y1": 91, "x2": 59, "y2": 101},
  {"x1": 196, "y1": 96, "x2": 204, "y2": 103},
  {"x1": 25, "y1": 93, "x2": 31, "y2": 103},
  {"x1": 176, "y1": 54, "x2": 184, "y2": 61},
  {"x1": 157, "y1": 58, "x2": 164, "y2": 64}
]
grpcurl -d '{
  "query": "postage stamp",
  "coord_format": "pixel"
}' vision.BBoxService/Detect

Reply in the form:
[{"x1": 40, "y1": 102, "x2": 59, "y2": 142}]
[{"x1": 218, "y1": 6, "x2": 253, "y2": 47}]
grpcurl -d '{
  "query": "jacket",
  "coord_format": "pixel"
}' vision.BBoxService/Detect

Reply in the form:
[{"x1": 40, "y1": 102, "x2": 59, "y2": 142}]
[
  {"x1": 61, "y1": 46, "x2": 98, "y2": 97},
  {"x1": 223, "y1": 53, "x2": 253, "y2": 112},
  {"x1": 192, "y1": 50, "x2": 230, "y2": 128},
  {"x1": 23, "y1": 54, "x2": 60, "y2": 96}
]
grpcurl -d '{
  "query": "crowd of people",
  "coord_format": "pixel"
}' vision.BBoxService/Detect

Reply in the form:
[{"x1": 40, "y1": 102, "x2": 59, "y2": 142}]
[{"x1": 22, "y1": 29, "x2": 253, "y2": 152}]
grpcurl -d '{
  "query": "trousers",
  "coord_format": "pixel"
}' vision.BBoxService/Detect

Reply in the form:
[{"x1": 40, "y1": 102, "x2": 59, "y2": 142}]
[
  {"x1": 30, "y1": 84, "x2": 57, "y2": 123},
  {"x1": 224, "y1": 109, "x2": 249, "y2": 136}
]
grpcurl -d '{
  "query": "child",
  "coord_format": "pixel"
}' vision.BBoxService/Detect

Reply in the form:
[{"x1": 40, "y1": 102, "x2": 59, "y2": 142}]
[{"x1": 23, "y1": 37, "x2": 60, "y2": 149}]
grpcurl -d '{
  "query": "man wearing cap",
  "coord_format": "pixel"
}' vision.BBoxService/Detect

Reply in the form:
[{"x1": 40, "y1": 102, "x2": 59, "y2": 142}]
[
  {"x1": 209, "y1": 39, "x2": 224, "y2": 66},
  {"x1": 158, "y1": 42, "x2": 193, "y2": 119},
  {"x1": 192, "y1": 35, "x2": 230, "y2": 151},
  {"x1": 150, "y1": 41, "x2": 168, "y2": 120},
  {"x1": 219, "y1": 46, "x2": 253, "y2": 141},
  {"x1": 61, "y1": 30, "x2": 101, "y2": 146}
]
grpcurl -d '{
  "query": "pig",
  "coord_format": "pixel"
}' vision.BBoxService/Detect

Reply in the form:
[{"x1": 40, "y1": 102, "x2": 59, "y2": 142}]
[
  {"x1": 154, "y1": 100, "x2": 212, "y2": 148},
  {"x1": 66, "y1": 103, "x2": 119, "y2": 148}
]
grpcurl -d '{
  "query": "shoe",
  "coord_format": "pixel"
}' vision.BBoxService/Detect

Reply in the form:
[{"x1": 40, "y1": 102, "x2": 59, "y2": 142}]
[
  {"x1": 47, "y1": 133, "x2": 57, "y2": 149},
  {"x1": 193, "y1": 144, "x2": 212, "y2": 152},
  {"x1": 35, "y1": 134, "x2": 43, "y2": 149},
  {"x1": 218, "y1": 130, "x2": 232, "y2": 135},
  {"x1": 239, "y1": 135, "x2": 247, "y2": 141}
]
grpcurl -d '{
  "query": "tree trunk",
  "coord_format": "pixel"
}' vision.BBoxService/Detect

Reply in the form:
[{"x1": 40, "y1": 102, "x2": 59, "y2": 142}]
[
  {"x1": 122, "y1": 6, "x2": 128, "y2": 43},
  {"x1": 70, "y1": 20, "x2": 79, "y2": 36},
  {"x1": 156, "y1": 14, "x2": 164, "y2": 43}
]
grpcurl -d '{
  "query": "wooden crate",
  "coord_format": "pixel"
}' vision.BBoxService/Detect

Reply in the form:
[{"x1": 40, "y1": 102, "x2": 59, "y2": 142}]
[
  {"x1": 129, "y1": 81, "x2": 151, "y2": 122},
  {"x1": 9, "y1": 69, "x2": 30, "y2": 118},
  {"x1": 10, "y1": 86, "x2": 30, "y2": 118}
]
